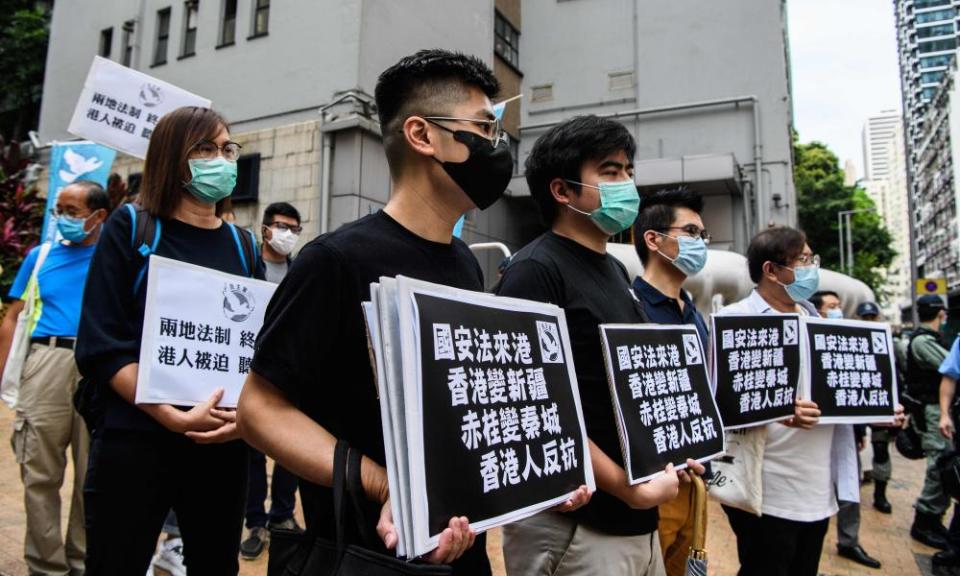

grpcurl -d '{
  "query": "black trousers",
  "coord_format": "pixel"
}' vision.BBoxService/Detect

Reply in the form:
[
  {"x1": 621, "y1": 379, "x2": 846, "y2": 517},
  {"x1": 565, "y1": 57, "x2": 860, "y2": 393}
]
[
  {"x1": 246, "y1": 447, "x2": 298, "y2": 528},
  {"x1": 723, "y1": 505, "x2": 830, "y2": 576},
  {"x1": 83, "y1": 428, "x2": 248, "y2": 575}
]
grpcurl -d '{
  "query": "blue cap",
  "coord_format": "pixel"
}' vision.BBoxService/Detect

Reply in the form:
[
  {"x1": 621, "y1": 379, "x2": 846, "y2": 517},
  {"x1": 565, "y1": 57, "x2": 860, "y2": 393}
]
[{"x1": 856, "y1": 301, "x2": 880, "y2": 318}]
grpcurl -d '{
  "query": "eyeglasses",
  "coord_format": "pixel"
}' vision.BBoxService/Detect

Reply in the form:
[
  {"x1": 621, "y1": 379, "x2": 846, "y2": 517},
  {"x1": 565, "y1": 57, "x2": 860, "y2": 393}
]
[
  {"x1": 423, "y1": 116, "x2": 506, "y2": 148},
  {"x1": 269, "y1": 221, "x2": 303, "y2": 234},
  {"x1": 49, "y1": 207, "x2": 90, "y2": 219},
  {"x1": 660, "y1": 225, "x2": 712, "y2": 245},
  {"x1": 778, "y1": 253, "x2": 821, "y2": 269},
  {"x1": 189, "y1": 140, "x2": 243, "y2": 161}
]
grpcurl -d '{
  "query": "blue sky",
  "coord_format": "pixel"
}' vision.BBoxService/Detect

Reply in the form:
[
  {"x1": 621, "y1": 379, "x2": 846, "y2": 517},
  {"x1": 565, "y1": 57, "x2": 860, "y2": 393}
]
[{"x1": 788, "y1": 0, "x2": 903, "y2": 178}]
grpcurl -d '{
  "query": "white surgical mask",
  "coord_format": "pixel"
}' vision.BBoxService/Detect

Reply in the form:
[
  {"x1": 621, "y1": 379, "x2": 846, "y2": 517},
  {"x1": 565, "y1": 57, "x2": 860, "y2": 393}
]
[{"x1": 267, "y1": 227, "x2": 299, "y2": 256}]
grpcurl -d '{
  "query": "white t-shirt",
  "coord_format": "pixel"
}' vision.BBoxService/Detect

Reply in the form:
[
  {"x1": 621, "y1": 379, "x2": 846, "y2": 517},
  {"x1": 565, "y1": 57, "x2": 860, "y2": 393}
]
[
  {"x1": 760, "y1": 422, "x2": 838, "y2": 521},
  {"x1": 719, "y1": 289, "x2": 847, "y2": 522}
]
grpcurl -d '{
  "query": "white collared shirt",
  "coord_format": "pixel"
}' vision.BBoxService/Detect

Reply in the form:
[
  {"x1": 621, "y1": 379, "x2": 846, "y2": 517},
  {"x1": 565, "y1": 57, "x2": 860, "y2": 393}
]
[{"x1": 718, "y1": 289, "x2": 857, "y2": 522}]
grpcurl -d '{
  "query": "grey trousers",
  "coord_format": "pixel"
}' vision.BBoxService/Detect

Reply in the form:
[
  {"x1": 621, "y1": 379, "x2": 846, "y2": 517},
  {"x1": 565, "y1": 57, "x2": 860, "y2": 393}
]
[
  {"x1": 916, "y1": 404, "x2": 951, "y2": 516},
  {"x1": 836, "y1": 500, "x2": 860, "y2": 548},
  {"x1": 503, "y1": 511, "x2": 666, "y2": 576}
]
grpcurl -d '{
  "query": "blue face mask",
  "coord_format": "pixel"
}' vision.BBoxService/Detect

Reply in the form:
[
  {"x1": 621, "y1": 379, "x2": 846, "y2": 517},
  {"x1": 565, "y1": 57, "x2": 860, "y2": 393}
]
[
  {"x1": 656, "y1": 232, "x2": 708, "y2": 276},
  {"x1": 778, "y1": 264, "x2": 820, "y2": 303},
  {"x1": 565, "y1": 179, "x2": 640, "y2": 235},
  {"x1": 185, "y1": 157, "x2": 237, "y2": 204},
  {"x1": 826, "y1": 308, "x2": 844, "y2": 320},
  {"x1": 56, "y1": 214, "x2": 93, "y2": 243}
]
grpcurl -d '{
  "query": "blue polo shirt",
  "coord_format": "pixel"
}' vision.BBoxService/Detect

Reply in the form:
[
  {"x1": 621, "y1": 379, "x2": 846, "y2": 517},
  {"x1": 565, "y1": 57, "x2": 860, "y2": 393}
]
[
  {"x1": 940, "y1": 336, "x2": 960, "y2": 381},
  {"x1": 8, "y1": 242, "x2": 96, "y2": 338},
  {"x1": 632, "y1": 276, "x2": 709, "y2": 345}
]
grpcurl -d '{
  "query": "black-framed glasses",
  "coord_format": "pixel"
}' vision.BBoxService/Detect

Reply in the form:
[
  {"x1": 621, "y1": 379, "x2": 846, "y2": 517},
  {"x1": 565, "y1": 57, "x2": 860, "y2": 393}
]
[
  {"x1": 190, "y1": 140, "x2": 242, "y2": 161},
  {"x1": 268, "y1": 221, "x2": 303, "y2": 234},
  {"x1": 423, "y1": 116, "x2": 506, "y2": 147},
  {"x1": 660, "y1": 225, "x2": 712, "y2": 244}
]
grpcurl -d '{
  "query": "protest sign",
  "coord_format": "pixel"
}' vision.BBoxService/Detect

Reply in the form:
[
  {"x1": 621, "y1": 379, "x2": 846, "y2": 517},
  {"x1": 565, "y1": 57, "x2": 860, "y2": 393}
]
[
  {"x1": 136, "y1": 256, "x2": 276, "y2": 407},
  {"x1": 365, "y1": 276, "x2": 593, "y2": 558},
  {"x1": 42, "y1": 141, "x2": 116, "y2": 242},
  {"x1": 600, "y1": 324, "x2": 725, "y2": 484},
  {"x1": 801, "y1": 317, "x2": 898, "y2": 424},
  {"x1": 68, "y1": 56, "x2": 211, "y2": 159},
  {"x1": 712, "y1": 314, "x2": 802, "y2": 429}
]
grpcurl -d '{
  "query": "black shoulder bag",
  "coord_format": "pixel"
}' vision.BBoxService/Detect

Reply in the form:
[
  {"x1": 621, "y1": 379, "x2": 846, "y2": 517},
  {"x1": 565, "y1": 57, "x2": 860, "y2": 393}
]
[{"x1": 268, "y1": 440, "x2": 452, "y2": 576}]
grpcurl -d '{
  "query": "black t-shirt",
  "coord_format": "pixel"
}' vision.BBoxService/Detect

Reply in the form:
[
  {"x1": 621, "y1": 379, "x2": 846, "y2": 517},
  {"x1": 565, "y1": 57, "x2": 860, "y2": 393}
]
[
  {"x1": 250, "y1": 211, "x2": 491, "y2": 574},
  {"x1": 496, "y1": 231, "x2": 657, "y2": 536},
  {"x1": 75, "y1": 207, "x2": 265, "y2": 431}
]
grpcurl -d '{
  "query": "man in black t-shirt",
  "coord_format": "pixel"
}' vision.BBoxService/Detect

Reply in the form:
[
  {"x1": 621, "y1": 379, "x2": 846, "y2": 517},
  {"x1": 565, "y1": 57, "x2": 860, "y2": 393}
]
[
  {"x1": 496, "y1": 116, "x2": 704, "y2": 576},
  {"x1": 236, "y1": 50, "x2": 530, "y2": 572}
]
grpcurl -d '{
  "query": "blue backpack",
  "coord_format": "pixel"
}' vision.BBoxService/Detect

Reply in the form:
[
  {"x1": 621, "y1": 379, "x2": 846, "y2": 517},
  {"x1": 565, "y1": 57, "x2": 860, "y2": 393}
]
[{"x1": 124, "y1": 203, "x2": 258, "y2": 294}]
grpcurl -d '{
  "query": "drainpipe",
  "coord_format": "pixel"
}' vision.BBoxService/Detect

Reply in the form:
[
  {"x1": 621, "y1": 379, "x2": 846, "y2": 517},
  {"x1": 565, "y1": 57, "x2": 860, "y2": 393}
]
[{"x1": 318, "y1": 112, "x2": 332, "y2": 234}]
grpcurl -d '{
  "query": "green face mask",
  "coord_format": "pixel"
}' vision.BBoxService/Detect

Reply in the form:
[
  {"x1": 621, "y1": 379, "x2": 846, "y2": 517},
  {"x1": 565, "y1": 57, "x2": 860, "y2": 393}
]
[
  {"x1": 184, "y1": 157, "x2": 237, "y2": 204},
  {"x1": 565, "y1": 179, "x2": 640, "y2": 235}
]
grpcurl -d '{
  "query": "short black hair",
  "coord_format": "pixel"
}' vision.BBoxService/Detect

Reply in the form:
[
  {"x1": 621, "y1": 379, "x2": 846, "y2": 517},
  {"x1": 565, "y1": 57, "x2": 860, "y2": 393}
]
[
  {"x1": 262, "y1": 202, "x2": 301, "y2": 226},
  {"x1": 746, "y1": 227, "x2": 807, "y2": 284},
  {"x1": 809, "y1": 290, "x2": 840, "y2": 310},
  {"x1": 525, "y1": 115, "x2": 637, "y2": 226},
  {"x1": 375, "y1": 49, "x2": 499, "y2": 172},
  {"x1": 71, "y1": 180, "x2": 109, "y2": 212},
  {"x1": 633, "y1": 187, "x2": 704, "y2": 264}
]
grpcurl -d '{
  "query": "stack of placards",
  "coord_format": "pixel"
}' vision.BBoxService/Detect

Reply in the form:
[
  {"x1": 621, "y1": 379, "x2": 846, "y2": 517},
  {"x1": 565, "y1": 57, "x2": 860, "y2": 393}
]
[
  {"x1": 362, "y1": 276, "x2": 594, "y2": 559},
  {"x1": 599, "y1": 324, "x2": 725, "y2": 483}
]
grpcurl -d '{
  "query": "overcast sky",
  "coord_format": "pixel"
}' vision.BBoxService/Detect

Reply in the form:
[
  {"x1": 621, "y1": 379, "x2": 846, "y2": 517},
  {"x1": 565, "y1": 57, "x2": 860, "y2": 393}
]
[{"x1": 788, "y1": 0, "x2": 903, "y2": 178}]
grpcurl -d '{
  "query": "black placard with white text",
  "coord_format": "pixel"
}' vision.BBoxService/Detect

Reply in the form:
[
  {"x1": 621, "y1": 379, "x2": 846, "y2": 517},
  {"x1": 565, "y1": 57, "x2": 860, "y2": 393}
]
[
  {"x1": 600, "y1": 324, "x2": 725, "y2": 483},
  {"x1": 416, "y1": 292, "x2": 591, "y2": 536},
  {"x1": 801, "y1": 317, "x2": 898, "y2": 424},
  {"x1": 711, "y1": 314, "x2": 802, "y2": 429}
]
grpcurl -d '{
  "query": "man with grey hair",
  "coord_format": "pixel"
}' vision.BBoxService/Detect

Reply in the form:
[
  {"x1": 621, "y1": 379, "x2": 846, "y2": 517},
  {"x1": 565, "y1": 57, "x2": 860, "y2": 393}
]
[{"x1": 0, "y1": 181, "x2": 109, "y2": 575}]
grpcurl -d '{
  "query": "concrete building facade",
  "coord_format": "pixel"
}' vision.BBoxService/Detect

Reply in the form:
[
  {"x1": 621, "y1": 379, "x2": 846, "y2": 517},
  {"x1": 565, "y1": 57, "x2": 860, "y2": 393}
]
[{"x1": 38, "y1": 0, "x2": 797, "y2": 280}]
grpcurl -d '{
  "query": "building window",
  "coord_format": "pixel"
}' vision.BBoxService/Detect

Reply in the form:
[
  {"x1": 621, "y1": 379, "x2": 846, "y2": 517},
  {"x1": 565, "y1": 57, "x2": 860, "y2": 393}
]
[
  {"x1": 153, "y1": 7, "x2": 171, "y2": 66},
  {"x1": 99, "y1": 27, "x2": 113, "y2": 58},
  {"x1": 181, "y1": 0, "x2": 198, "y2": 57},
  {"x1": 917, "y1": 7, "x2": 955, "y2": 23},
  {"x1": 921, "y1": 54, "x2": 953, "y2": 68},
  {"x1": 919, "y1": 37, "x2": 957, "y2": 54},
  {"x1": 917, "y1": 23, "x2": 955, "y2": 39},
  {"x1": 915, "y1": 0, "x2": 950, "y2": 9},
  {"x1": 923, "y1": 86, "x2": 939, "y2": 101},
  {"x1": 251, "y1": 0, "x2": 269, "y2": 38},
  {"x1": 510, "y1": 138, "x2": 520, "y2": 176},
  {"x1": 922, "y1": 70, "x2": 946, "y2": 84},
  {"x1": 219, "y1": 0, "x2": 237, "y2": 46},
  {"x1": 494, "y1": 11, "x2": 519, "y2": 70},
  {"x1": 231, "y1": 154, "x2": 261, "y2": 202},
  {"x1": 121, "y1": 20, "x2": 135, "y2": 66}
]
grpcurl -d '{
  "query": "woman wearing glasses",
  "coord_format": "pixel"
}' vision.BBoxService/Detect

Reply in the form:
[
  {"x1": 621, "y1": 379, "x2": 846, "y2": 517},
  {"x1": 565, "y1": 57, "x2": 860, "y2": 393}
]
[{"x1": 76, "y1": 106, "x2": 263, "y2": 575}]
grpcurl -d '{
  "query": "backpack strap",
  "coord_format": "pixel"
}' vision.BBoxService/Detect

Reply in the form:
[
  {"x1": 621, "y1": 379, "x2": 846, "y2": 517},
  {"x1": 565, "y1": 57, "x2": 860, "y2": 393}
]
[
  {"x1": 226, "y1": 222, "x2": 257, "y2": 278},
  {"x1": 125, "y1": 203, "x2": 162, "y2": 295}
]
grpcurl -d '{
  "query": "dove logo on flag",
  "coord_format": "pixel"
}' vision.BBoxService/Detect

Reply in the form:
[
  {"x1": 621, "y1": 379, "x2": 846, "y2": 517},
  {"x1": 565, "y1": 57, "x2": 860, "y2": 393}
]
[
  {"x1": 59, "y1": 148, "x2": 104, "y2": 184},
  {"x1": 42, "y1": 141, "x2": 117, "y2": 241}
]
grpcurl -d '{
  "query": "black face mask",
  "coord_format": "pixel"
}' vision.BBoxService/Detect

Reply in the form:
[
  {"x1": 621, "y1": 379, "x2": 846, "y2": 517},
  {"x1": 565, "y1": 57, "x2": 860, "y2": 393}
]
[{"x1": 432, "y1": 127, "x2": 514, "y2": 210}]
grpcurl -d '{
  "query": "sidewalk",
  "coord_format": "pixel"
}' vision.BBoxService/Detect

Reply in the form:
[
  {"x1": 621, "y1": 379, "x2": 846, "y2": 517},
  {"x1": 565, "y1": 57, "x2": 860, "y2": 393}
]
[{"x1": 0, "y1": 401, "x2": 942, "y2": 575}]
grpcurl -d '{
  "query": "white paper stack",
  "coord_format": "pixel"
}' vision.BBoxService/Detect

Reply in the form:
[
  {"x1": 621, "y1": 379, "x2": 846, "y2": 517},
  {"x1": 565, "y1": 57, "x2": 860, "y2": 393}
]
[{"x1": 362, "y1": 276, "x2": 594, "y2": 559}]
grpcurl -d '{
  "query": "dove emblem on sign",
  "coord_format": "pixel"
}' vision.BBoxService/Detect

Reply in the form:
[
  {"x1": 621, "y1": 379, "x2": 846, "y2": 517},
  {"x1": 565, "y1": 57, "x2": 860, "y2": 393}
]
[{"x1": 59, "y1": 148, "x2": 104, "y2": 184}]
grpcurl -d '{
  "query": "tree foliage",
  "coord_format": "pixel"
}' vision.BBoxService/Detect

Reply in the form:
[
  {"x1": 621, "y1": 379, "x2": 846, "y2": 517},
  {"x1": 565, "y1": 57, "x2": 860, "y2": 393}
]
[
  {"x1": 795, "y1": 139, "x2": 895, "y2": 299},
  {"x1": 0, "y1": 1, "x2": 50, "y2": 139}
]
